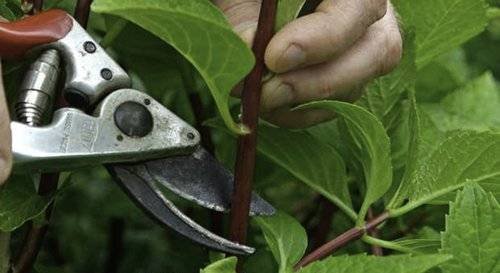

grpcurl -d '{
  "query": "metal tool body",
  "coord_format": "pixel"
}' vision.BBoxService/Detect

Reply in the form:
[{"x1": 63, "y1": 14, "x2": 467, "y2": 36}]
[{"x1": 1, "y1": 10, "x2": 275, "y2": 255}]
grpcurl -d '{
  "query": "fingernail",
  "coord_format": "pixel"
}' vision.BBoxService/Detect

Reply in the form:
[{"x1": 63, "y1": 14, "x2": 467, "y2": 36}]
[
  {"x1": 281, "y1": 44, "x2": 306, "y2": 71},
  {"x1": 262, "y1": 79, "x2": 294, "y2": 111}
]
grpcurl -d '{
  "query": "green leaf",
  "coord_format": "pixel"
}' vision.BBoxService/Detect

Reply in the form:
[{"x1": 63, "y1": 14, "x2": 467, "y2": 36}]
[
  {"x1": 0, "y1": 0, "x2": 15, "y2": 21},
  {"x1": 298, "y1": 254, "x2": 451, "y2": 273},
  {"x1": 257, "y1": 124, "x2": 355, "y2": 219},
  {"x1": 110, "y1": 23, "x2": 196, "y2": 124},
  {"x1": 388, "y1": 90, "x2": 444, "y2": 209},
  {"x1": 275, "y1": 0, "x2": 305, "y2": 31},
  {"x1": 206, "y1": 118, "x2": 355, "y2": 219},
  {"x1": 440, "y1": 184, "x2": 500, "y2": 273},
  {"x1": 393, "y1": 0, "x2": 489, "y2": 68},
  {"x1": 0, "y1": 175, "x2": 53, "y2": 232},
  {"x1": 389, "y1": 131, "x2": 500, "y2": 216},
  {"x1": 416, "y1": 49, "x2": 470, "y2": 102},
  {"x1": 255, "y1": 212, "x2": 307, "y2": 273},
  {"x1": 200, "y1": 257, "x2": 237, "y2": 273},
  {"x1": 300, "y1": 101, "x2": 392, "y2": 223},
  {"x1": 92, "y1": 0, "x2": 255, "y2": 133},
  {"x1": 422, "y1": 72, "x2": 500, "y2": 132}
]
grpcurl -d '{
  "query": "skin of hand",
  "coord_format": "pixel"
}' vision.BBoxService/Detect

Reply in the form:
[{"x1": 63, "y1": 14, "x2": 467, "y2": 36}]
[
  {"x1": 213, "y1": 0, "x2": 402, "y2": 128},
  {"x1": 0, "y1": 60, "x2": 12, "y2": 185}
]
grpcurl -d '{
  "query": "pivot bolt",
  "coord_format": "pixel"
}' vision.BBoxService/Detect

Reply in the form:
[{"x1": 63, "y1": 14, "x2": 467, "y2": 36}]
[{"x1": 114, "y1": 101, "x2": 154, "y2": 138}]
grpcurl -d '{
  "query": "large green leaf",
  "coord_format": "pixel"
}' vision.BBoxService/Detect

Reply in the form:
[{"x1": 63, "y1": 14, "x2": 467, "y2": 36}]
[
  {"x1": 440, "y1": 184, "x2": 500, "y2": 273},
  {"x1": 416, "y1": 49, "x2": 470, "y2": 102},
  {"x1": 255, "y1": 212, "x2": 307, "y2": 273},
  {"x1": 422, "y1": 73, "x2": 500, "y2": 132},
  {"x1": 393, "y1": 0, "x2": 489, "y2": 68},
  {"x1": 0, "y1": 175, "x2": 53, "y2": 232},
  {"x1": 298, "y1": 254, "x2": 451, "y2": 273},
  {"x1": 257, "y1": 124, "x2": 355, "y2": 219},
  {"x1": 200, "y1": 257, "x2": 237, "y2": 273},
  {"x1": 389, "y1": 131, "x2": 500, "y2": 216},
  {"x1": 388, "y1": 91, "x2": 444, "y2": 209},
  {"x1": 92, "y1": 0, "x2": 254, "y2": 133},
  {"x1": 109, "y1": 23, "x2": 196, "y2": 124},
  {"x1": 300, "y1": 101, "x2": 392, "y2": 223},
  {"x1": 206, "y1": 119, "x2": 355, "y2": 219},
  {"x1": 0, "y1": 0, "x2": 15, "y2": 20},
  {"x1": 275, "y1": 0, "x2": 306, "y2": 31}
]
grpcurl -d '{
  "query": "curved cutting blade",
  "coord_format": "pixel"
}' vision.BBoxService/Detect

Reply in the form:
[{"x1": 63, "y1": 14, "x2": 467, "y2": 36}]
[
  {"x1": 107, "y1": 163, "x2": 255, "y2": 255},
  {"x1": 145, "y1": 147, "x2": 275, "y2": 216}
]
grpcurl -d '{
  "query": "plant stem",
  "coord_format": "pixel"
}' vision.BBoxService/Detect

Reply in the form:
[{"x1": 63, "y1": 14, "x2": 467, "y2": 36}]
[
  {"x1": 367, "y1": 208, "x2": 383, "y2": 256},
  {"x1": 361, "y1": 235, "x2": 414, "y2": 254},
  {"x1": 74, "y1": 0, "x2": 93, "y2": 28},
  {"x1": 13, "y1": 2, "x2": 93, "y2": 271},
  {"x1": 311, "y1": 198, "x2": 336, "y2": 249},
  {"x1": 229, "y1": 0, "x2": 277, "y2": 246},
  {"x1": 13, "y1": 173, "x2": 58, "y2": 273},
  {"x1": 294, "y1": 212, "x2": 389, "y2": 270},
  {"x1": 104, "y1": 218, "x2": 125, "y2": 273}
]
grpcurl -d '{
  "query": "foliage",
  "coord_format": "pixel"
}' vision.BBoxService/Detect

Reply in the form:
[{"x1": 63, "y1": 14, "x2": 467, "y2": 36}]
[{"x1": 1, "y1": 0, "x2": 500, "y2": 272}]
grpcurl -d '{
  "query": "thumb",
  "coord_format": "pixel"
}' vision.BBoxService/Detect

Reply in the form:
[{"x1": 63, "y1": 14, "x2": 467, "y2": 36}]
[
  {"x1": 212, "y1": 0, "x2": 261, "y2": 46},
  {"x1": 0, "y1": 59, "x2": 12, "y2": 185}
]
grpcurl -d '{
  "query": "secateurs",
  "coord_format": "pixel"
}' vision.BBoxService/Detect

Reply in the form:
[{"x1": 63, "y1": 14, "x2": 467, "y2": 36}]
[{"x1": 0, "y1": 9, "x2": 274, "y2": 254}]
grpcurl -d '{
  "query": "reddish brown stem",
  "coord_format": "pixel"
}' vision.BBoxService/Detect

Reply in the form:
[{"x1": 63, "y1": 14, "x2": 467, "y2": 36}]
[
  {"x1": 229, "y1": 0, "x2": 277, "y2": 247},
  {"x1": 13, "y1": 173, "x2": 58, "y2": 273},
  {"x1": 74, "y1": 0, "x2": 93, "y2": 28},
  {"x1": 367, "y1": 208, "x2": 383, "y2": 256},
  {"x1": 311, "y1": 198, "x2": 337, "y2": 249},
  {"x1": 294, "y1": 212, "x2": 389, "y2": 270},
  {"x1": 12, "y1": 2, "x2": 92, "y2": 271}
]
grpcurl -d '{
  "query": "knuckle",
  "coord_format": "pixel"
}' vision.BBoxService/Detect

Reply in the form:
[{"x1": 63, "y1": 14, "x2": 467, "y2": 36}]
[
  {"x1": 377, "y1": 29, "x2": 403, "y2": 76},
  {"x1": 365, "y1": 0, "x2": 388, "y2": 22}
]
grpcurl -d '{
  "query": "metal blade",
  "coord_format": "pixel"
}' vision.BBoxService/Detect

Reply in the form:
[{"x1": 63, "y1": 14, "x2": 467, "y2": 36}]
[
  {"x1": 107, "y1": 163, "x2": 255, "y2": 255},
  {"x1": 144, "y1": 147, "x2": 275, "y2": 216}
]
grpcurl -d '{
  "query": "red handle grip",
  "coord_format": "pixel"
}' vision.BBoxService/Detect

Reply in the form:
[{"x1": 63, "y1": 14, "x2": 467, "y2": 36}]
[{"x1": 0, "y1": 9, "x2": 73, "y2": 58}]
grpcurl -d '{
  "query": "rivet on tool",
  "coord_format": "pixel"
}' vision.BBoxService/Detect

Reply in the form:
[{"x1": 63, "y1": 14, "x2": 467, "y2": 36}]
[
  {"x1": 187, "y1": 132, "x2": 195, "y2": 140},
  {"x1": 83, "y1": 41, "x2": 96, "y2": 53},
  {"x1": 101, "y1": 68, "x2": 113, "y2": 80},
  {"x1": 144, "y1": 99, "x2": 151, "y2": 105},
  {"x1": 114, "y1": 101, "x2": 154, "y2": 138}
]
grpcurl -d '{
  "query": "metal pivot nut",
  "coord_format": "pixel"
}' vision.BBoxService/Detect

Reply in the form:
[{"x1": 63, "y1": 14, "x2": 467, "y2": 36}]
[{"x1": 113, "y1": 101, "x2": 154, "y2": 138}]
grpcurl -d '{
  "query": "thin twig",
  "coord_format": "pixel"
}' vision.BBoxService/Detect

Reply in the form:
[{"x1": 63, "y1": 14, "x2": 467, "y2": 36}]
[
  {"x1": 13, "y1": 2, "x2": 93, "y2": 271},
  {"x1": 104, "y1": 218, "x2": 125, "y2": 273},
  {"x1": 229, "y1": 0, "x2": 277, "y2": 247},
  {"x1": 294, "y1": 212, "x2": 389, "y2": 270},
  {"x1": 13, "y1": 173, "x2": 58, "y2": 273},
  {"x1": 311, "y1": 198, "x2": 337, "y2": 250},
  {"x1": 74, "y1": 0, "x2": 93, "y2": 28},
  {"x1": 367, "y1": 208, "x2": 383, "y2": 256}
]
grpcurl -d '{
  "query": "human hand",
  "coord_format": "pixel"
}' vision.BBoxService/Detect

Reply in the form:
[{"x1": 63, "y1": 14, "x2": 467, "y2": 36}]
[
  {"x1": 0, "y1": 60, "x2": 12, "y2": 185},
  {"x1": 213, "y1": 0, "x2": 402, "y2": 128}
]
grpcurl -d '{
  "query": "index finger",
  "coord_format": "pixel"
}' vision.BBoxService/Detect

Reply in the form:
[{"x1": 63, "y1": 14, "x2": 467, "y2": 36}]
[{"x1": 265, "y1": 0, "x2": 388, "y2": 73}]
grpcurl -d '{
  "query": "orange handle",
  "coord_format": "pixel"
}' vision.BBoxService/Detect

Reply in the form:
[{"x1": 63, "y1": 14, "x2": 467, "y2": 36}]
[{"x1": 0, "y1": 9, "x2": 73, "y2": 58}]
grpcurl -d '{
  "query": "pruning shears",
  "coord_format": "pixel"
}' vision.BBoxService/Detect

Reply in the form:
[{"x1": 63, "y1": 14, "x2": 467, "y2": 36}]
[{"x1": 0, "y1": 9, "x2": 274, "y2": 254}]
